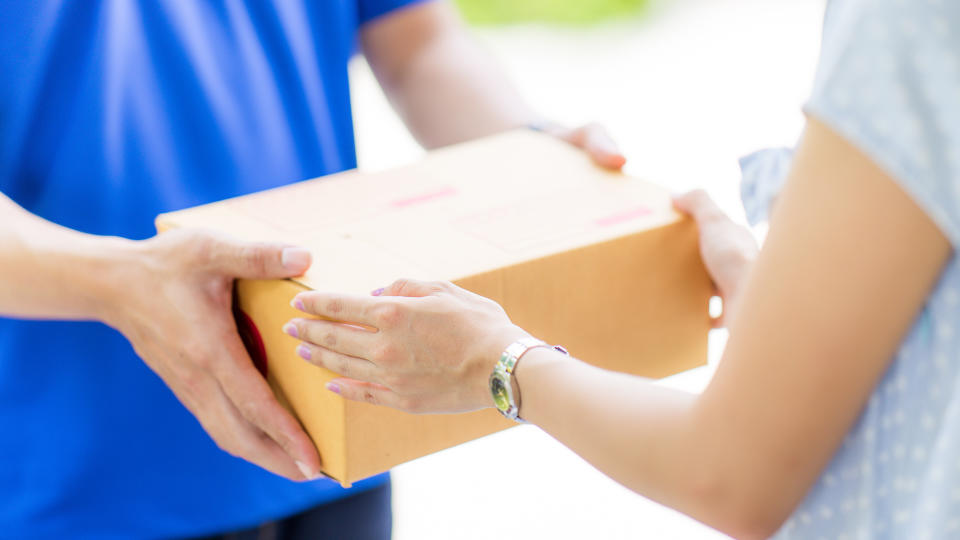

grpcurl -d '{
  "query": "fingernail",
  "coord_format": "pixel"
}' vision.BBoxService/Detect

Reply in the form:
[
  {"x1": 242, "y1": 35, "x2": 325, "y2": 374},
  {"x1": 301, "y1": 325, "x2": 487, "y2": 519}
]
[
  {"x1": 290, "y1": 297, "x2": 305, "y2": 311},
  {"x1": 296, "y1": 343, "x2": 311, "y2": 360},
  {"x1": 281, "y1": 247, "x2": 311, "y2": 271},
  {"x1": 371, "y1": 287, "x2": 385, "y2": 296},
  {"x1": 326, "y1": 382, "x2": 341, "y2": 395},
  {"x1": 296, "y1": 460, "x2": 319, "y2": 480},
  {"x1": 282, "y1": 323, "x2": 298, "y2": 338}
]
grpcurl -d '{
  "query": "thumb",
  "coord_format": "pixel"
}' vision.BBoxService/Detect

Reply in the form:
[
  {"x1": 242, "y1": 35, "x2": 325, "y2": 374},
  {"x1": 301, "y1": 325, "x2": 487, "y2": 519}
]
[
  {"x1": 582, "y1": 125, "x2": 627, "y2": 170},
  {"x1": 373, "y1": 278, "x2": 447, "y2": 298},
  {"x1": 672, "y1": 190, "x2": 725, "y2": 224},
  {"x1": 563, "y1": 123, "x2": 627, "y2": 170},
  {"x1": 210, "y1": 240, "x2": 312, "y2": 279}
]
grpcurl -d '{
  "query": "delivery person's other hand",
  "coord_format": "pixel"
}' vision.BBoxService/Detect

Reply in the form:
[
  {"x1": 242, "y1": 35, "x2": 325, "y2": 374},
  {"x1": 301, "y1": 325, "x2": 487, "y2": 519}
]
[
  {"x1": 102, "y1": 229, "x2": 322, "y2": 481},
  {"x1": 537, "y1": 122, "x2": 628, "y2": 170},
  {"x1": 283, "y1": 280, "x2": 527, "y2": 415},
  {"x1": 673, "y1": 190, "x2": 759, "y2": 327}
]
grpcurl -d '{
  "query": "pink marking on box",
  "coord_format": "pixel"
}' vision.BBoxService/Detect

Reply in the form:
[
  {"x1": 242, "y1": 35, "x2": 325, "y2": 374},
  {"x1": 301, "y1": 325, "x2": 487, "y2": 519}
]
[
  {"x1": 594, "y1": 206, "x2": 653, "y2": 227},
  {"x1": 391, "y1": 187, "x2": 458, "y2": 208}
]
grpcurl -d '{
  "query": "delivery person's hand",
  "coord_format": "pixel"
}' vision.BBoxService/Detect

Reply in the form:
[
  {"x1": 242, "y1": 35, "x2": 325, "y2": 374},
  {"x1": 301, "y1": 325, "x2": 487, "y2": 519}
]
[
  {"x1": 103, "y1": 229, "x2": 323, "y2": 481},
  {"x1": 536, "y1": 122, "x2": 628, "y2": 170},
  {"x1": 282, "y1": 280, "x2": 527, "y2": 414},
  {"x1": 673, "y1": 190, "x2": 759, "y2": 327}
]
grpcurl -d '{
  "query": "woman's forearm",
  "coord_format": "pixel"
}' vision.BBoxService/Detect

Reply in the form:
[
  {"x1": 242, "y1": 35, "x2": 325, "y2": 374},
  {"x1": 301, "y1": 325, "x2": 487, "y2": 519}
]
[
  {"x1": 0, "y1": 193, "x2": 134, "y2": 321},
  {"x1": 516, "y1": 349, "x2": 700, "y2": 501},
  {"x1": 514, "y1": 349, "x2": 799, "y2": 539}
]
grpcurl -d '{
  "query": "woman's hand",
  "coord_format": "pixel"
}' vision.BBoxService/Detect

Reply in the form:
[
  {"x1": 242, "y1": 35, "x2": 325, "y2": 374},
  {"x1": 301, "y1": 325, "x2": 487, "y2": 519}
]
[
  {"x1": 673, "y1": 190, "x2": 759, "y2": 327},
  {"x1": 284, "y1": 279, "x2": 528, "y2": 414}
]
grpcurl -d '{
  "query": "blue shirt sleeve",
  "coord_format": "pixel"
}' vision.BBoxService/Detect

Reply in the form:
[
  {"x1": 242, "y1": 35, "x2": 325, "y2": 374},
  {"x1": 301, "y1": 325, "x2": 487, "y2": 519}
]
[
  {"x1": 803, "y1": 0, "x2": 960, "y2": 247},
  {"x1": 357, "y1": 0, "x2": 430, "y2": 26}
]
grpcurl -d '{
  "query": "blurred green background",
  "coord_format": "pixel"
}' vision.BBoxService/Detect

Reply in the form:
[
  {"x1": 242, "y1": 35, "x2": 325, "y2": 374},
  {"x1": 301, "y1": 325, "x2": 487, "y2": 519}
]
[{"x1": 453, "y1": 0, "x2": 651, "y2": 25}]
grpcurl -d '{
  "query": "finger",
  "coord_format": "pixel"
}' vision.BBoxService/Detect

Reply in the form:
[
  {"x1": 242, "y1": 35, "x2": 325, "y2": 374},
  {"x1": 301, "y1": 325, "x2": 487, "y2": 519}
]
[
  {"x1": 208, "y1": 236, "x2": 312, "y2": 279},
  {"x1": 711, "y1": 315, "x2": 725, "y2": 329},
  {"x1": 293, "y1": 341, "x2": 382, "y2": 383},
  {"x1": 379, "y1": 278, "x2": 448, "y2": 298},
  {"x1": 284, "y1": 317, "x2": 377, "y2": 360},
  {"x1": 672, "y1": 190, "x2": 728, "y2": 224},
  {"x1": 562, "y1": 124, "x2": 627, "y2": 170},
  {"x1": 580, "y1": 125, "x2": 627, "y2": 170},
  {"x1": 169, "y1": 365, "x2": 310, "y2": 481},
  {"x1": 291, "y1": 291, "x2": 383, "y2": 326},
  {"x1": 206, "y1": 380, "x2": 315, "y2": 481},
  {"x1": 213, "y1": 332, "x2": 323, "y2": 479},
  {"x1": 326, "y1": 378, "x2": 410, "y2": 411}
]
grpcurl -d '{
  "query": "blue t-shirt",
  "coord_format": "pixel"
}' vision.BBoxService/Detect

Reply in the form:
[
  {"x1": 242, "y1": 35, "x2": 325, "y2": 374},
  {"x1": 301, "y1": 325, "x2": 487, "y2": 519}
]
[{"x1": 0, "y1": 1, "x2": 419, "y2": 538}]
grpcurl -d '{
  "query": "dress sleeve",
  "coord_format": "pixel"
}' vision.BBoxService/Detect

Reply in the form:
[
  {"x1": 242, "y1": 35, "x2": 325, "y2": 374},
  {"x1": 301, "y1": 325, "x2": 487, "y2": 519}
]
[{"x1": 803, "y1": 0, "x2": 960, "y2": 246}]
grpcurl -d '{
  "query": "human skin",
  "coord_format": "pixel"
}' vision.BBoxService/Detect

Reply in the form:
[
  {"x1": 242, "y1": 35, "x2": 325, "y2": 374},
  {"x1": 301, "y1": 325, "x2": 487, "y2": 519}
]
[
  {"x1": 0, "y1": 1, "x2": 623, "y2": 482},
  {"x1": 286, "y1": 116, "x2": 951, "y2": 536},
  {"x1": 361, "y1": 1, "x2": 627, "y2": 169}
]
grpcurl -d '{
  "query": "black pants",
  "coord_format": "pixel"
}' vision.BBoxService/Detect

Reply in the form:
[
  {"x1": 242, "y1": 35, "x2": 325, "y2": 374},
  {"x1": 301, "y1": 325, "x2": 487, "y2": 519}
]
[{"x1": 189, "y1": 480, "x2": 392, "y2": 540}]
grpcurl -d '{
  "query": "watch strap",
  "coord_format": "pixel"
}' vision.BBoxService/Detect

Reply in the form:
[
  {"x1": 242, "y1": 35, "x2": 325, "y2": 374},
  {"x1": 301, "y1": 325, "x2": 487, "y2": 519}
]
[{"x1": 491, "y1": 337, "x2": 569, "y2": 422}]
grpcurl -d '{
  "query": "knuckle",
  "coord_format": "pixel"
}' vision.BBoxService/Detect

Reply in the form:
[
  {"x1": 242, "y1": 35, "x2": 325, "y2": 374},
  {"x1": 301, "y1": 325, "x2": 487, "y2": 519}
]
[
  {"x1": 371, "y1": 343, "x2": 398, "y2": 365},
  {"x1": 373, "y1": 303, "x2": 404, "y2": 328},
  {"x1": 332, "y1": 355, "x2": 353, "y2": 378},
  {"x1": 362, "y1": 389, "x2": 380, "y2": 406},
  {"x1": 321, "y1": 329, "x2": 338, "y2": 348},
  {"x1": 182, "y1": 233, "x2": 217, "y2": 265},
  {"x1": 296, "y1": 320, "x2": 321, "y2": 344},
  {"x1": 178, "y1": 361, "x2": 210, "y2": 392},
  {"x1": 191, "y1": 347, "x2": 220, "y2": 371},
  {"x1": 240, "y1": 244, "x2": 271, "y2": 275},
  {"x1": 307, "y1": 345, "x2": 330, "y2": 369},
  {"x1": 181, "y1": 371, "x2": 206, "y2": 397},
  {"x1": 325, "y1": 298, "x2": 344, "y2": 315},
  {"x1": 389, "y1": 278, "x2": 411, "y2": 296}
]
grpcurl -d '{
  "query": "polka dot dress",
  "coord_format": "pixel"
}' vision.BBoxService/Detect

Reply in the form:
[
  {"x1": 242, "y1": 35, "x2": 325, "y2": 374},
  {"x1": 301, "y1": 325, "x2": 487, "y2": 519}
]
[{"x1": 742, "y1": 1, "x2": 960, "y2": 538}]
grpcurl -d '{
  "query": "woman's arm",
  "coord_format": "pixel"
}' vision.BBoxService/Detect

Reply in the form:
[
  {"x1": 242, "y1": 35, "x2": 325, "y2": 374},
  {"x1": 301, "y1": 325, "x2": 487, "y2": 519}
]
[
  {"x1": 360, "y1": 1, "x2": 626, "y2": 169},
  {"x1": 286, "y1": 117, "x2": 951, "y2": 537}
]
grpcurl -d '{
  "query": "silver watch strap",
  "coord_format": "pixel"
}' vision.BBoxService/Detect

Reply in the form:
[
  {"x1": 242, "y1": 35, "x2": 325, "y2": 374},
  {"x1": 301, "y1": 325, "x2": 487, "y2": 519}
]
[{"x1": 495, "y1": 337, "x2": 569, "y2": 422}]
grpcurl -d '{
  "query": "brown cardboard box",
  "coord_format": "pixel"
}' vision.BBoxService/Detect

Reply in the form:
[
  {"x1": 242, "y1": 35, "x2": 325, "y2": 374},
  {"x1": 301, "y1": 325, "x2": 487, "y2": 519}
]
[{"x1": 156, "y1": 130, "x2": 712, "y2": 486}]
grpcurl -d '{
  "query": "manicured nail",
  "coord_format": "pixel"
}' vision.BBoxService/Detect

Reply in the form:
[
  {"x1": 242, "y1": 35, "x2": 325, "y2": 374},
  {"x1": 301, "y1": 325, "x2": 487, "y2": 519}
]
[
  {"x1": 326, "y1": 382, "x2": 341, "y2": 395},
  {"x1": 290, "y1": 297, "x2": 305, "y2": 311},
  {"x1": 371, "y1": 287, "x2": 385, "y2": 296},
  {"x1": 296, "y1": 460, "x2": 320, "y2": 480},
  {"x1": 296, "y1": 344, "x2": 311, "y2": 361},
  {"x1": 282, "y1": 323, "x2": 298, "y2": 338},
  {"x1": 281, "y1": 247, "x2": 311, "y2": 272}
]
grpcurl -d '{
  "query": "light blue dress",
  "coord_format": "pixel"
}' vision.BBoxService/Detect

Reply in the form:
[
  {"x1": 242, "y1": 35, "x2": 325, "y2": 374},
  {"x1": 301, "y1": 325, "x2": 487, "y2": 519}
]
[{"x1": 740, "y1": 0, "x2": 960, "y2": 538}]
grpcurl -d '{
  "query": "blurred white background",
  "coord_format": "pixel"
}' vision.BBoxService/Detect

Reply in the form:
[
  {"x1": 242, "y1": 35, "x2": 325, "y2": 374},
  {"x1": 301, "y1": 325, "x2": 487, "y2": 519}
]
[{"x1": 349, "y1": 0, "x2": 825, "y2": 537}]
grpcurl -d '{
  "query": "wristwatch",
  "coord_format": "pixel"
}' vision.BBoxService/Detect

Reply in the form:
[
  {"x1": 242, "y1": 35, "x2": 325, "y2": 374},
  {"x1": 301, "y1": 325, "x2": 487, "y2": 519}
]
[{"x1": 490, "y1": 336, "x2": 568, "y2": 422}]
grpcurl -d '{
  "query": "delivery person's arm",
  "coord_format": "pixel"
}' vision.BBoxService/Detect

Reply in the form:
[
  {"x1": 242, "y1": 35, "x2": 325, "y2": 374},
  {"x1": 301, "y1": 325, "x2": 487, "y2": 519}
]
[
  {"x1": 0, "y1": 192, "x2": 323, "y2": 482},
  {"x1": 360, "y1": 1, "x2": 627, "y2": 169},
  {"x1": 283, "y1": 117, "x2": 952, "y2": 538}
]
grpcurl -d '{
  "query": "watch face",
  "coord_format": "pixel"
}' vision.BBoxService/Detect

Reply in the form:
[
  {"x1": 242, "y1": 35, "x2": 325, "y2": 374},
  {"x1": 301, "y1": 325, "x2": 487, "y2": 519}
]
[{"x1": 490, "y1": 373, "x2": 510, "y2": 412}]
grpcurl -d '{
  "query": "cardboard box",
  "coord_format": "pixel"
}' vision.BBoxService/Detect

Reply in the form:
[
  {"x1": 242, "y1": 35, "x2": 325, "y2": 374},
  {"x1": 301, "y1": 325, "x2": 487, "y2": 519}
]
[{"x1": 156, "y1": 130, "x2": 712, "y2": 486}]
